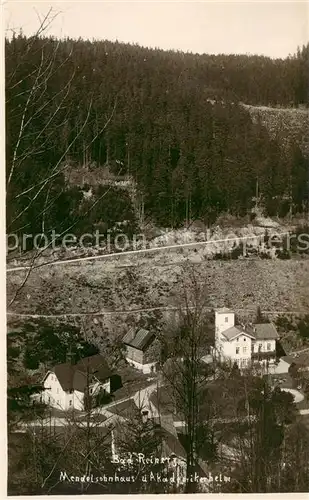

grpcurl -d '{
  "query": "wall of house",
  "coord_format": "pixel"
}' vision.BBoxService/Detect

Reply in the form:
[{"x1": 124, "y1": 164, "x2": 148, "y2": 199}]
[
  {"x1": 64, "y1": 390, "x2": 84, "y2": 411},
  {"x1": 252, "y1": 339, "x2": 276, "y2": 354},
  {"x1": 215, "y1": 311, "x2": 235, "y2": 341},
  {"x1": 63, "y1": 380, "x2": 111, "y2": 411},
  {"x1": 125, "y1": 345, "x2": 144, "y2": 364},
  {"x1": 221, "y1": 334, "x2": 252, "y2": 367},
  {"x1": 43, "y1": 372, "x2": 67, "y2": 410},
  {"x1": 89, "y1": 379, "x2": 111, "y2": 397},
  {"x1": 127, "y1": 358, "x2": 157, "y2": 374},
  {"x1": 74, "y1": 390, "x2": 84, "y2": 410},
  {"x1": 42, "y1": 373, "x2": 111, "y2": 411}
]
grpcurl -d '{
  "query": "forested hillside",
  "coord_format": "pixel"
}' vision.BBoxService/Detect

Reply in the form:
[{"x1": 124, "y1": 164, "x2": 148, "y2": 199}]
[
  {"x1": 6, "y1": 36, "x2": 309, "y2": 243},
  {"x1": 243, "y1": 105, "x2": 309, "y2": 156}
]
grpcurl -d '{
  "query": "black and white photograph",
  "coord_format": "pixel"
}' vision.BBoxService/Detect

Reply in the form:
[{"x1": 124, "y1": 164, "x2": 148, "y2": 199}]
[{"x1": 4, "y1": 0, "x2": 309, "y2": 495}]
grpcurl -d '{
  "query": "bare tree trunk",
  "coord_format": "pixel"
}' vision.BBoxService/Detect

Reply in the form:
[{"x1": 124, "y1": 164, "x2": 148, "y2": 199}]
[{"x1": 159, "y1": 270, "x2": 214, "y2": 492}]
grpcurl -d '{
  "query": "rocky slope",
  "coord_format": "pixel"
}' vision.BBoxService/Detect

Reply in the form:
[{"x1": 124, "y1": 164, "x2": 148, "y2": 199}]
[
  {"x1": 7, "y1": 250, "x2": 309, "y2": 343},
  {"x1": 242, "y1": 104, "x2": 309, "y2": 155}
]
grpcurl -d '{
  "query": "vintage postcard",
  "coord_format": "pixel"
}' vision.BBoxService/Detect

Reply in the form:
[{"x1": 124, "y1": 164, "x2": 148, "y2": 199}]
[{"x1": 4, "y1": 0, "x2": 309, "y2": 495}]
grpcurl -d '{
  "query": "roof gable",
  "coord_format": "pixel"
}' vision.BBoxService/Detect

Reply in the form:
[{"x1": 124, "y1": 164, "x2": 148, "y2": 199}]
[
  {"x1": 221, "y1": 321, "x2": 279, "y2": 342},
  {"x1": 54, "y1": 363, "x2": 75, "y2": 391},
  {"x1": 251, "y1": 322, "x2": 279, "y2": 340},
  {"x1": 42, "y1": 370, "x2": 57, "y2": 385},
  {"x1": 221, "y1": 326, "x2": 255, "y2": 341},
  {"x1": 74, "y1": 354, "x2": 111, "y2": 379},
  {"x1": 215, "y1": 307, "x2": 233, "y2": 314},
  {"x1": 122, "y1": 328, "x2": 154, "y2": 350},
  {"x1": 52, "y1": 355, "x2": 111, "y2": 392}
]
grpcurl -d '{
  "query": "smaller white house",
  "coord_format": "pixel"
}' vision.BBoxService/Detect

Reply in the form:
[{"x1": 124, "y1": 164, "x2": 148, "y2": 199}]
[
  {"x1": 215, "y1": 308, "x2": 279, "y2": 369},
  {"x1": 251, "y1": 323, "x2": 278, "y2": 356},
  {"x1": 40, "y1": 354, "x2": 112, "y2": 411}
]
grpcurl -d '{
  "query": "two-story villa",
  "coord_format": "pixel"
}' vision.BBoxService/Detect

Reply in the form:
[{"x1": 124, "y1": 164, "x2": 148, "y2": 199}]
[{"x1": 215, "y1": 308, "x2": 278, "y2": 368}]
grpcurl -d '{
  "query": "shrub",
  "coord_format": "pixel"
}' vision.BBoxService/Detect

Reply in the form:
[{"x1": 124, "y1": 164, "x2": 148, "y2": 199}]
[
  {"x1": 276, "y1": 248, "x2": 291, "y2": 259},
  {"x1": 260, "y1": 251, "x2": 272, "y2": 259},
  {"x1": 276, "y1": 315, "x2": 296, "y2": 331},
  {"x1": 297, "y1": 315, "x2": 309, "y2": 339}
]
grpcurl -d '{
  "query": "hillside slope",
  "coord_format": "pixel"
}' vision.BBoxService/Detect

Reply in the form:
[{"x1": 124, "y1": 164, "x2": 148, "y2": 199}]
[
  {"x1": 7, "y1": 253, "x2": 309, "y2": 340},
  {"x1": 242, "y1": 104, "x2": 309, "y2": 155},
  {"x1": 205, "y1": 99, "x2": 309, "y2": 156},
  {"x1": 7, "y1": 36, "x2": 309, "y2": 237}
]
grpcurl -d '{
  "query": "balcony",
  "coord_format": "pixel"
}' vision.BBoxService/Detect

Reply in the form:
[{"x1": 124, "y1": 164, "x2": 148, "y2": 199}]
[{"x1": 251, "y1": 350, "x2": 276, "y2": 361}]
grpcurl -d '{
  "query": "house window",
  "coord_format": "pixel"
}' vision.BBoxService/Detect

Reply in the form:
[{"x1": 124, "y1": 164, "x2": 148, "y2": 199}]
[
  {"x1": 258, "y1": 343, "x2": 263, "y2": 351},
  {"x1": 225, "y1": 317, "x2": 228, "y2": 323},
  {"x1": 89, "y1": 388, "x2": 93, "y2": 394},
  {"x1": 69, "y1": 400, "x2": 72, "y2": 406},
  {"x1": 267, "y1": 343, "x2": 271, "y2": 351},
  {"x1": 243, "y1": 346, "x2": 247, "y2": 354},
  {"x1": 243, "y1": 338, "x2": 246, "y2": 341},
  {"x1": 236, "y1": 347, "x2": 240, "y2": 354},
  {"x1": 48, "y1": 397, "x2": 50, "y2": 403}
]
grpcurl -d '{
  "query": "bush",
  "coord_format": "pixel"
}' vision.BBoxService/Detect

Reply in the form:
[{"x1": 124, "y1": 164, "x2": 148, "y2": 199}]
[
  {"x1": 297, "y1": 315, "x2": 309, "y2": 339},
  {"x1": 230, "y1": 244, "x2": 244, "y2": 259},
  {"x1": 276, "y1": 315, "x2": 296, "y2": 331},
  {"x1": 95, "y1": 391, "x2": 114, "y2": 407},
  {"x1": 260, "y1": 251, "x2": 272, "y2": 259},
  {"x1": 23, "y1": 347, "x2": 40, "y2": 370},
  {"x1": 276, "y1": 248, "x2": 291, "y2": 259}
]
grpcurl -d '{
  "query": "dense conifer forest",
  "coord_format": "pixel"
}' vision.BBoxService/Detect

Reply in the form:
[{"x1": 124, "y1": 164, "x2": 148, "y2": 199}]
[
  {"x1": 6, "y1": 36, "x2": 309, "y2": 242},
  {"x1": 6, "y1": 32, "x2": 309, "y2": 496}
]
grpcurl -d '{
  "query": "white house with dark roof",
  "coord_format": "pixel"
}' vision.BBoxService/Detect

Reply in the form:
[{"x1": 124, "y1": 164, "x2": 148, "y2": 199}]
[
  {"x1": 251, "y1": 323, "x2": 278, "y2": 355},
  {"x1": 40, "y1": 354, "x2": 112, "y2": 411},
  {"x1": 215, "y1": 308, "x2": 279, "y2": 369}
]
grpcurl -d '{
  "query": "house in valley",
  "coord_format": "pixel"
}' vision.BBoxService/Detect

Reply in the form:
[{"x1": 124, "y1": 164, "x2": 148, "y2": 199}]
[
  {"x1": 250, "y1": 322, "x2": 278, "y2": 362},
  {"x1": 40, "y1": 354, "x2": 112, "y2": 411},
  {"x1": 214, "y1": 308, "x2": 279, "y2": 369},
  {"x1": 122, "y1": 328, "x2": 160, "y2": 373}
]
